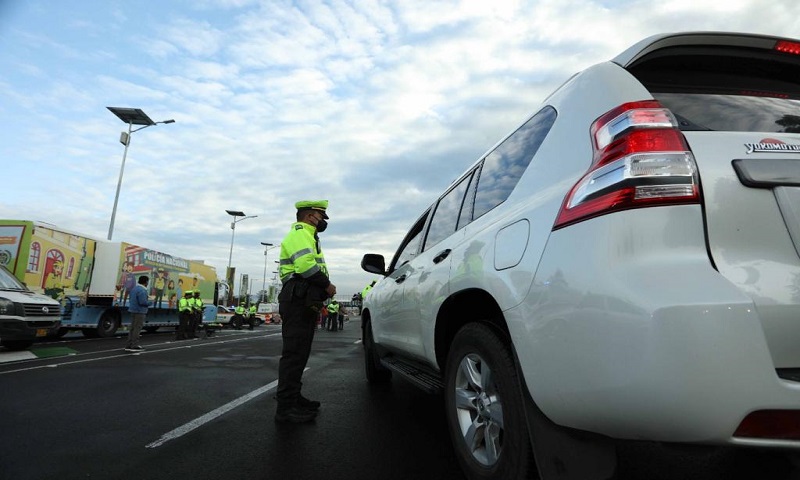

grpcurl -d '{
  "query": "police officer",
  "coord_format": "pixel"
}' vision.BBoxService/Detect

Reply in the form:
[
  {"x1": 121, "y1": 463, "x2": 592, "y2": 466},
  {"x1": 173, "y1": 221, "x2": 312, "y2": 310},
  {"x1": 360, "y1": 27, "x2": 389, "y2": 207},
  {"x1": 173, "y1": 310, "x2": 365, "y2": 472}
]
[
  {"x1": 360, "y1": 280, "x2": 376, "y2": 314},
  {"x1": 191, "y1": 290, "x2": 203, "y2": 339},
  {"x1": 233, "y1": 303, "x2": 245, "y2": 330},
  {"x1": 176, "y1": 290, "x2": 193, "y2": 340},
  {"x1": 275, "y1": 200, "x2": 336, "y2": 423},
  {"x1": 326, "y1": 300, "x2": 339, "y2": 331},
  {"x1": 248, "y1": 303, "x2": 257, "y2": 330}
]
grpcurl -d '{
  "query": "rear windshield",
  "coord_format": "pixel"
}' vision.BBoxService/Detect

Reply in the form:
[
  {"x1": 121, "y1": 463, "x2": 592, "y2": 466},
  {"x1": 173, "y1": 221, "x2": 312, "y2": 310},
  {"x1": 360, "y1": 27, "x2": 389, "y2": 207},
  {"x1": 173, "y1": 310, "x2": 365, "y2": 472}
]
[
  {"x1": 654, "y1": 93, "x2": 800, "y2": 133},
  {"x1": 628, "y1": 44, "x2": 800, "y2": 133}
]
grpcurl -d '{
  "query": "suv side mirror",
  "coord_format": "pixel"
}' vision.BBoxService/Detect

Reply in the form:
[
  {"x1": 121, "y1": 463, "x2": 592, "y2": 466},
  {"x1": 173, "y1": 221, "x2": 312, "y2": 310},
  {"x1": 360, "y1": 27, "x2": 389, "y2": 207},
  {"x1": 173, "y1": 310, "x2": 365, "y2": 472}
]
[{"x1": 361, "y1": 254, "x2": 386, "y2": 275}]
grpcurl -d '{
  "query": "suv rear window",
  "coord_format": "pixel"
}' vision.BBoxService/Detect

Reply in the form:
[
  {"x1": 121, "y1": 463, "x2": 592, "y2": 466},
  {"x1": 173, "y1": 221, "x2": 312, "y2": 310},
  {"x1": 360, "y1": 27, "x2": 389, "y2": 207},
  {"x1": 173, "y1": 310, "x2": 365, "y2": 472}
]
[
  {"x1": 628, "y1": 44, "x2": 800, "y2": 133},
  {"x1": 655, "y1": 93, "x2": 800, "y2": 133}
]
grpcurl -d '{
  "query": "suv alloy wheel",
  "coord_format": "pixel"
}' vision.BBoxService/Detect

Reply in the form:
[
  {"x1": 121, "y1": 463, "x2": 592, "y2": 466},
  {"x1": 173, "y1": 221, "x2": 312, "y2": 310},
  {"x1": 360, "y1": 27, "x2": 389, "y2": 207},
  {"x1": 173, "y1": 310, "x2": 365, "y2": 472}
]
[{"x1": 444, "y1": 323, "x2": 535, "y2": 480}]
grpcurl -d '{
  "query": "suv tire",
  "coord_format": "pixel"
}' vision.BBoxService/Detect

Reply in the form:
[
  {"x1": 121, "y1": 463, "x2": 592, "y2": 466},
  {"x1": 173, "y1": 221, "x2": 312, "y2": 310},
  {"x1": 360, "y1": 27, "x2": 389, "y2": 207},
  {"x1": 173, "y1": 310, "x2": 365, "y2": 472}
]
[
  {"x1": 364, "y1": 320, "x2": 391, "y2": 383},
  {"x1": 445, "y1": 322, "x2": 535, "y2": 480}
]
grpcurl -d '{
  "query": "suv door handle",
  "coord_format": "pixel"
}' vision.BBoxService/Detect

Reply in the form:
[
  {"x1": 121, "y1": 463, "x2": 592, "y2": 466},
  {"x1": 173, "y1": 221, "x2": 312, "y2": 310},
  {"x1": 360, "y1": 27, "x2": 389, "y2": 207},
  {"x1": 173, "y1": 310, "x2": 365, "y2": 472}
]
[
  {"x1": 395, "y1": 274, "x2": 407, "y2": 284},
  {"x1": 433, "y1": 249, "x2": 452, "y2": 264}
]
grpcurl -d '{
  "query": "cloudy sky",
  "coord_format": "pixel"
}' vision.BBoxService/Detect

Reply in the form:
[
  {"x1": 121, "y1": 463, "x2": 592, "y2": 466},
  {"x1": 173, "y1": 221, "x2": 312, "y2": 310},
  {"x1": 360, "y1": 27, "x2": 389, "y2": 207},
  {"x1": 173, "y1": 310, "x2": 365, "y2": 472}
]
[{"x1": 0, "y1": 0, "x2": 798, "y2": 298}]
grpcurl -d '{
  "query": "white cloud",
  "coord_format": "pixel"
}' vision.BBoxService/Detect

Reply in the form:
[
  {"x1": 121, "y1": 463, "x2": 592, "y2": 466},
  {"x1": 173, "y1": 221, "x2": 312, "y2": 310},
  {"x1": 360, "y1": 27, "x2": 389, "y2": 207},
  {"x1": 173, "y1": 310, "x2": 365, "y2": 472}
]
[{"x1": 1, "y1": 0, "x2": 799, "y2": 296}]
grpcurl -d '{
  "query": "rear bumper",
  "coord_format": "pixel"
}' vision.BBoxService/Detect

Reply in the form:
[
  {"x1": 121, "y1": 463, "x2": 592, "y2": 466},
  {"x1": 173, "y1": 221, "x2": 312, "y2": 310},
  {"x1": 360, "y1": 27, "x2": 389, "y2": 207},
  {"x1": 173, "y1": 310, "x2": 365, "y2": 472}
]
[{"x1": 513, "y1": 206, "x2": 800, "y2": 447}]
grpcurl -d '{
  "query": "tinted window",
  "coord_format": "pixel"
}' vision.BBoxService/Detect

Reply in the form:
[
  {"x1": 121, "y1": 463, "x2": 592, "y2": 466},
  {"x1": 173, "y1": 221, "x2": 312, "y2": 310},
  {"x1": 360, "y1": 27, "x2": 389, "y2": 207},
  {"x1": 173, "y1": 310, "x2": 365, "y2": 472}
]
[
  {"x1": 473, "y1": 106, "x2": 557, "y2": 219},
  {"x1": 390, "y1": 211, "x2": 429, "y2": 271},
  {"x1": 656, "y1": 93, "x2": 800, "y2": 133},
  {"x1": 457, "y1": 171, "x2": 477, "y2": 230},
  {"x1": 629, "y1": 44, "x2": 800, "y2": 133},
  {"x1": 424, "y1": 173, "x2": 473, "y2": 251}
]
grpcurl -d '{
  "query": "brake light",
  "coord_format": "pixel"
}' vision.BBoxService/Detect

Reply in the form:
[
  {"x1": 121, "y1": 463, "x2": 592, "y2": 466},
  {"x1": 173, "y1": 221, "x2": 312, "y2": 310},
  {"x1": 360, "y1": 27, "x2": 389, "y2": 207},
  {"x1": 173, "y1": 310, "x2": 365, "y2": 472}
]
[
  {"x1": 553, "y1": 101, "x2": 699, "y2": 230},
  {"x1": 775, "y1": 40, "x2": 800, "y2": 55}
]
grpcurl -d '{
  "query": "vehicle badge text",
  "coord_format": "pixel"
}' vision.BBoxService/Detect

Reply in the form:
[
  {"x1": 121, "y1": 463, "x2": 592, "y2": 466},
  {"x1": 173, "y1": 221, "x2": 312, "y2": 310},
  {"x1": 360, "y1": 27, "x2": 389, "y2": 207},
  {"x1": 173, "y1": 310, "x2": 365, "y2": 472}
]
[{"x1": 745, "y1": 138, "x2": 800, "y2": 154}]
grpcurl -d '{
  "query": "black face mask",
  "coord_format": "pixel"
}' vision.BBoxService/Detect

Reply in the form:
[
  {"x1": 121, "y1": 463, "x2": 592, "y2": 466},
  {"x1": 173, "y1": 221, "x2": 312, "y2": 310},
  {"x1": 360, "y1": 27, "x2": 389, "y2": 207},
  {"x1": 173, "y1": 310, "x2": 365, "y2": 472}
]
[{"x1": 316, "y1": 219, "x2": 328, "y2": 233}]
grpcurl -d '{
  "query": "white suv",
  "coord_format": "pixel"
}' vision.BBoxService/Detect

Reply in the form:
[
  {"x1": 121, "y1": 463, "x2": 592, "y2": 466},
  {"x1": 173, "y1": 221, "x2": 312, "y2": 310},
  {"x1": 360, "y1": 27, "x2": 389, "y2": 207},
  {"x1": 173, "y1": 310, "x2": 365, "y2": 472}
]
[{"x1": 361, "y1": 31, "x2": 800, "y2": 480}]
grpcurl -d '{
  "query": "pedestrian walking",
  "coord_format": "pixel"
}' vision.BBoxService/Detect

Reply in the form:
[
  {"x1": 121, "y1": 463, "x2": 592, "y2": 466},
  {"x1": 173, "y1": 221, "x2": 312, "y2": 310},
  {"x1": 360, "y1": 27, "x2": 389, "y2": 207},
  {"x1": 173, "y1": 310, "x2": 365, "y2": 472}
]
[
  {"x1": 275, "y1": 200, "x2": 336, "y2": 423},
  {"x1": 125, "y1": 275, "x2": 150, "y2": 352}
]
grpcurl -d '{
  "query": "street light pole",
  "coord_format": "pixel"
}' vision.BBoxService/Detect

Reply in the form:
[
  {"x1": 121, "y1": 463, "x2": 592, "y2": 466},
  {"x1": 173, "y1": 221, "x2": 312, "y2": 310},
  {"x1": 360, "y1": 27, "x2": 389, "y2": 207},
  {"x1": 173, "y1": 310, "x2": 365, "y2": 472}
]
[
  {"x1": 260, "y1": 241, "x2": 275, "y2": 303},
  {"x1": 106, "y1": 107, "x2": 174, "y2": 240},
  {"x1": 225, "y1": 209, "x2": 257, "y2": 305}
]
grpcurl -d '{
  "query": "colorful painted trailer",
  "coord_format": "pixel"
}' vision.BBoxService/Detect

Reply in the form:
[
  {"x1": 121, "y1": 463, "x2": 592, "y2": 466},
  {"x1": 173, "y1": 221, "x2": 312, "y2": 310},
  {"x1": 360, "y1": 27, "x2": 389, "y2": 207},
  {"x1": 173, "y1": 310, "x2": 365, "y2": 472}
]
[{"x1": 0, "y1": 220, "x2": 220, "y2": 338}]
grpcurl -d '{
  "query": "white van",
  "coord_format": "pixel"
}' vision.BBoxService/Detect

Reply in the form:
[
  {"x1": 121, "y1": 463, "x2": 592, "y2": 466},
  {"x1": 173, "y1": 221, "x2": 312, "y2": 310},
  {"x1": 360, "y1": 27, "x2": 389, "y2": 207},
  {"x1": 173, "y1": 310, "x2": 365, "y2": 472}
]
[{"x1": 0, "y1": 265, "x2": 61, "y2": 350}]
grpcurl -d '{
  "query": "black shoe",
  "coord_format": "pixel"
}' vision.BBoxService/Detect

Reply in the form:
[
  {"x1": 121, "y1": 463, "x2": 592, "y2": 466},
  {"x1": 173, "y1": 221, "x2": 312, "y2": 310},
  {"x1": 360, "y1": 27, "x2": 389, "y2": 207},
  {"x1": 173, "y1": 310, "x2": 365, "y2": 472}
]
[
  {"x1": 124, "y1": 346, "x2": 144, "y2": 352},
  {"x1": 297, "y1": 395, "x2": 321, "y2": 411},
  {"x1": 275, "y1": 406, "x2": 318, "y2": 423}
]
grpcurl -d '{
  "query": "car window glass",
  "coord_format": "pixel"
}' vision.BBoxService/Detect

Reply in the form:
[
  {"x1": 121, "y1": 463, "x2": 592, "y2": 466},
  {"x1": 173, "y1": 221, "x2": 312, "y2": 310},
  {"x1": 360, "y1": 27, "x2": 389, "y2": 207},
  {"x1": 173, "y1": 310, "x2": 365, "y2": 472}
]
[
  {"x1": 628, "y1": 44, "x2": 800, "y2": 133},
  {"x1": 473, "y1": 106, "x2": 557, "y2": 219},
  {"x1": 390, "y1": 211, "x2": 430, "y2": 271},
  {"x1": 655, "y1": 93, "x2": 800, "y2": 133},
  {"x1": 423, "y1": 174, "x2": 472, "y2": 251},
  {"x1": 457, "y1": 169, "x2": 477, "y2": 230}
]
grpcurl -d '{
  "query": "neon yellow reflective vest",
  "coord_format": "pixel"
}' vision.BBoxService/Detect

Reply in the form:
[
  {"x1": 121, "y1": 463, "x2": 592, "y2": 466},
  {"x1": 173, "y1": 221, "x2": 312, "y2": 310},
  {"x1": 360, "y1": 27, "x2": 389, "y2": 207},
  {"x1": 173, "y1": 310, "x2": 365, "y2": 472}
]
[
  {"x1": 328, "y1": 302, "x2": 339, "y2": 314},
  {"x1": 279, "y1": 222, "x2": 329, "y2": 283},
  {"x1": 361, "y1": 284, "x2": 373, "y2": 300},
  {"x1": 179, "y1": 297, "x2": 191, "y2": 313},
  {"x1": 235, "y1": 305, "x2": 245, "y2": 315}
]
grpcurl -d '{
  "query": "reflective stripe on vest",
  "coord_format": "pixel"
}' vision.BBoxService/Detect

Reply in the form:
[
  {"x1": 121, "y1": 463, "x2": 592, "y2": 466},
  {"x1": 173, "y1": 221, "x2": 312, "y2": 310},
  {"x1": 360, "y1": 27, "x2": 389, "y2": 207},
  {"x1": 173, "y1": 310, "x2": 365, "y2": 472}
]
[{"x1": 279, "y1": 222, "x2": 328, "y2": 283}]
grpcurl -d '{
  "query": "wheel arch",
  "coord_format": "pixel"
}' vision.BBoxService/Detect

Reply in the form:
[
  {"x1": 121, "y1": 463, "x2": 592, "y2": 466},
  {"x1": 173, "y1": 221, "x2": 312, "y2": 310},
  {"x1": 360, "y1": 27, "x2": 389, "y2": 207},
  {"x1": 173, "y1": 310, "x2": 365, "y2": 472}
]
[{"x1": 434, "y1": 288, "x2": 508, "y2": 371}]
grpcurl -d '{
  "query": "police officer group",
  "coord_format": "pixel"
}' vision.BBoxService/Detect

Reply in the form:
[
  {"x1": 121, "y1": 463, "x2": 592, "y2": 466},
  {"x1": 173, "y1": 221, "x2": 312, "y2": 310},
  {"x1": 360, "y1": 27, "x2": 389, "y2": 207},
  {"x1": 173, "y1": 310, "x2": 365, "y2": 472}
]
[
  {"x1": 176, "y1": 289, "x2": 204, "y2": 340},
  {"x1": 231, "y1": 302, "x2": 259, "y2": 330}
]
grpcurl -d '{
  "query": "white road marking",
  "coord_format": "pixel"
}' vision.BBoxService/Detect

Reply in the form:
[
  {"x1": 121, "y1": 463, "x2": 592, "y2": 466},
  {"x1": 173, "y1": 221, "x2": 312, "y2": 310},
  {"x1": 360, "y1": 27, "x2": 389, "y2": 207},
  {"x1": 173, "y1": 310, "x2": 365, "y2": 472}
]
[
  {"x1": 0, "y1": 351, "x2": 37, "y2": 362},
  {"x1": 0, "y1": 332, "x2": 282, "y2": 375},
  {"x1": 146, "y1": 367, "x2": 309, "y2": 449}
]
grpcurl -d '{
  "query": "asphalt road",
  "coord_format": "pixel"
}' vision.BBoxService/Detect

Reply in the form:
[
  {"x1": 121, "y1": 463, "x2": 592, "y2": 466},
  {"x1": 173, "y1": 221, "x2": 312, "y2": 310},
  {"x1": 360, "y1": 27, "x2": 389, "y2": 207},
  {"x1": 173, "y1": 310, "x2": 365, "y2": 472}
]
[
  {"x1": 2, "y1": 319, "x2": 799, "y2": 480},
  {"x1": 0, "y1": 319, "x2": 463, "y2": 480}
]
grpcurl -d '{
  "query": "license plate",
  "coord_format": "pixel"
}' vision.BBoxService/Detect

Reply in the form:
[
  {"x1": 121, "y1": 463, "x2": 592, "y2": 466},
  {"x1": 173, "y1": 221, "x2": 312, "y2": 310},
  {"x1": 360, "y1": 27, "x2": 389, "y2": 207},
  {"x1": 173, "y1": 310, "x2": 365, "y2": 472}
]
[{"x1": 36, "y1": 328, "x2": 48, "y2": 337}]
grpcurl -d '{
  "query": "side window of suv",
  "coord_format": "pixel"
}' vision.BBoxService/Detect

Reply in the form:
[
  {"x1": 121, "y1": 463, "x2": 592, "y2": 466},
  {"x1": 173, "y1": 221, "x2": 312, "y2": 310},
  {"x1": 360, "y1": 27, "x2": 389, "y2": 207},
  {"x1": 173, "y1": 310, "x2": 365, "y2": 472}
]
[
  {"x1": 423, "y1": 171, "x2": 475, "y2": 251},
  {"x1": 389, "y1": 210, "x2": 430, "y2": 271},
  {"x1": 472, "y1": 106, "x2": 557, "y2": 220}
]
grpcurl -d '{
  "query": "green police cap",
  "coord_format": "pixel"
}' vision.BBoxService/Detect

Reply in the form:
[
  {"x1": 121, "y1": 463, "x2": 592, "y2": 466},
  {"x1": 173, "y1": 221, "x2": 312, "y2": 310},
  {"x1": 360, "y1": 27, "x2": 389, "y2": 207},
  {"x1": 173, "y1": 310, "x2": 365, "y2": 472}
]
[{"x1": 295, "y1": 200, "x2": 329, "y2": 219}]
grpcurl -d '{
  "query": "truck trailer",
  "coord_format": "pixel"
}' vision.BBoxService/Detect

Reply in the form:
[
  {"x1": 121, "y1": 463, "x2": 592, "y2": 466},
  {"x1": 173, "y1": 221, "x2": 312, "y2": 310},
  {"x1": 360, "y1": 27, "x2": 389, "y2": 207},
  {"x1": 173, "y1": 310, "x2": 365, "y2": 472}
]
[{"x1": 0, "y1": 220, "x2": 220, "y2": 338}]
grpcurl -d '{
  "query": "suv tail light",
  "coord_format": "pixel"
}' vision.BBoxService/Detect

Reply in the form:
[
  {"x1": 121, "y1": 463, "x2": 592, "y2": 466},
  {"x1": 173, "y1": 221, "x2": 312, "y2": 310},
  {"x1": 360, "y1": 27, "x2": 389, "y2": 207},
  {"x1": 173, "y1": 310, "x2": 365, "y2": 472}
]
[{"x1": 553, "y1": 100, "x2": 700, "y2": 230}]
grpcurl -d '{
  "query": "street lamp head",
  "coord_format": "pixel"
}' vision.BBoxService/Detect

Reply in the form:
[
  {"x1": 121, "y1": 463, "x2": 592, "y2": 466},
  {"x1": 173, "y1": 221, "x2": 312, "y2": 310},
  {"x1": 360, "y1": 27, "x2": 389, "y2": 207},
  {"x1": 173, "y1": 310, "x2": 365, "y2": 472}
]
[
  {"x1": 106, "y1": 106, "x2": 173, "y2": 241},
  {"x1": 226, "y1": 210, "x2": 246, "y2": 217},
  {"x1": 261, "y1": 242, "x2": 273, "y2": 246}
]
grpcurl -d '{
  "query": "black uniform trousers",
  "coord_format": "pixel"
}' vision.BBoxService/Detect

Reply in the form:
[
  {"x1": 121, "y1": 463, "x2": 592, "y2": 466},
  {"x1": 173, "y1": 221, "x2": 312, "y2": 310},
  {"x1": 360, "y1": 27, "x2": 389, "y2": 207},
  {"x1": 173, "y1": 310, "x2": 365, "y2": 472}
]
[
  {"x1": 276, "y1": 298, "x2": 318, "y2": 409},
  {"x1": 176, "y1": 310, "x2": 190, "y2": 340}
]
